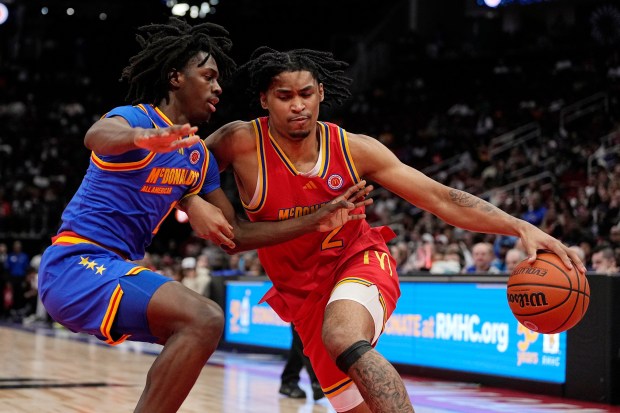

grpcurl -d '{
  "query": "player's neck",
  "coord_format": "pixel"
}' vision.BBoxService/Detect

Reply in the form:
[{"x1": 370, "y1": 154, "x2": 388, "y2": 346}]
[
  {"x1": 156, "y1": 100, "x2": 189, "y2": 125},
  {"x1": 268, "y1": 123, "x2": 320, "y2": 165}
]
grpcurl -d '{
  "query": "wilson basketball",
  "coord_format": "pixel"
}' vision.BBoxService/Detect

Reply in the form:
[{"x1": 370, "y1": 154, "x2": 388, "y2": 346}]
[{"x1": 507, "y1": 250, "x2": 590, "y2": 334}]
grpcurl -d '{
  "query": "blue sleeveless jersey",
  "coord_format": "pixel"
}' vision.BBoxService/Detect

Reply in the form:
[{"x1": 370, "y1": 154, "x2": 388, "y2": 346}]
[{"x1": 58, "y1": 104, "x2": 220, "y2": 260}]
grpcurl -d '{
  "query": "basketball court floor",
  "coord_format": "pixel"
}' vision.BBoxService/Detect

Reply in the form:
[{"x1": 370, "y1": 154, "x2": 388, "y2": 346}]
[{"x1": 1, "y1": 323, "x2": 619, "y2": 413}]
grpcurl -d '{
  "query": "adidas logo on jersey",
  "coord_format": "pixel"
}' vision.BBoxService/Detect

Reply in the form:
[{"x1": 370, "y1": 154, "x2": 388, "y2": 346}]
[{"x1": 303, "y1": 181, "x2": 318, "y2": 190}]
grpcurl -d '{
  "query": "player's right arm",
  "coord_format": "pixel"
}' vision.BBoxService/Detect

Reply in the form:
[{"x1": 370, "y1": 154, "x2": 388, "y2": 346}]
[
  {"x1": 84, "y1": 116, "x2": 200, "y2": 155},
  {"x1": 347, "y1": 132, "x2": 586, "y2": 273}
]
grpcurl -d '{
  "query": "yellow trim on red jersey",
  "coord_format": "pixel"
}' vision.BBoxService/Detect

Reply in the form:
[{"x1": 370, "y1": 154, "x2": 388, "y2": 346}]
[
  {"x1": 323, "y1": 377, "x2": 354, "y2": 397},
  {"x1": 266, "y1": 122, "x2": 330, "y2": 177},
  {"x1": 332, "y1": 277, "x2": 388, "y2": 334},
  {"x1": 317, "y1": 122, "x2": 330, "y2": 178},
  {"x1": 242, "y1": 119, "x2": 268, "y2": 213},
  {"x1": 333, "y1": 277, "x2": 374, "y2": 289},
  {"x1": 338, "y1": 128, "x2": 361, "y2": 183},
  {"x1": 268, "y1": 129, "x2": 298, "y2": 175}
]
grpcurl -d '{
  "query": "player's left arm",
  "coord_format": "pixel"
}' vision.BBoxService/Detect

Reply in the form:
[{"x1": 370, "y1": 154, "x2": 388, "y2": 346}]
[{"x1": 348, "y1": 132, "x2": 586, "y2": 272}]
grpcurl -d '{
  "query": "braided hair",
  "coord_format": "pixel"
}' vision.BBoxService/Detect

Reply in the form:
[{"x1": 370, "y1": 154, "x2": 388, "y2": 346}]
[
  {"x1": 235, "y1": 47, "x2": 352, "y2": 109},
  {"x1": 121, "y1": 17, "x2": 236, "y2": 105}
]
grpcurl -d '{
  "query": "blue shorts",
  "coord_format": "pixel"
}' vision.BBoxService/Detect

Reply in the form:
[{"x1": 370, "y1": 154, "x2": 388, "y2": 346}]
[{"x1": 39, "y1": 242, "x2": 172, "y2": 345}]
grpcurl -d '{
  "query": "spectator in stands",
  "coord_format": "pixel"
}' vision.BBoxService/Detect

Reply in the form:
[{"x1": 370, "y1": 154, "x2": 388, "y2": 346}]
[
  {"x1": 6, "y1": 240, "x2": 30, "y2": 317},
  {"x1": 463, "y1": 242, "x2": 502, "y2": 274},
  {"x1": 217, "y1": 253, "x2": 246, "y2": 277},
  {"x1": 180, "y1": 257, "x2": 210, "y2": 296},
  {"x1": 21, "y1": 266, "x2": 39, "y2": 318},
  {"x1": 195, "y1": 254, "x2": 212, "y2": 284},
  {"x1": 22, "y1": 247, "x2": 50, "y2": 326},
  {"x1": 504, "y1": 248, "x2": 527, "y2": 273},
  {"x1": 0, "y1": 242, "x2": 7, "y2": 318},
  {"x1": 609, "y1": 224, "x2": 620, "y2": 251},
  {"x1": 413, "y1": 233, "x2": 436, "y2": 271},
  {"x1": 521, "y1": 192, "x2": 548, "y2": 227},
  {"x1": 540, "y1": 201, "x2": 565, "y2": 239},
  {"x1": 246, "y1": 256, "x2": 265, "y2": 277},
  {"x1": 590, "y1": 245, "x2": 619, "y2": 274},
  {"x1": 429, "y1": 245, "x2": 463, "y2": 274},
  {"x1": 568, "y1": 245, "x2": 587, "y2": 265},
  {"x1": 493, "y1": 235, "x2": 518, "y2": 271}
]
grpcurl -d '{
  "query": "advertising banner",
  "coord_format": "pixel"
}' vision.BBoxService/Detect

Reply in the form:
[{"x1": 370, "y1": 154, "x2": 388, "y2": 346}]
[{"x1": 224, "y1": 281, "x2": 566, "y2": 383}]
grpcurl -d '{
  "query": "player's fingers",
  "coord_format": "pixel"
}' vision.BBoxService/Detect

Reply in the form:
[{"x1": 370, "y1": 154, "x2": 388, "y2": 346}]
[
  {"x1": 331, "y1": 200, "x2": 354, "y2": 210},
  {"x1": 540, "y1": 242, "x2": 574, "y2": 270},
  {"x1": 558, "y1": 247, "x2": 587, "y2": 274},
  {"x1": 348, "y1": 183, "x2": 373, "y2": 203},
  {"x1": 215, "y1": 232, "x2": 236, "y2": 249},
  {"x1": 172, "y1": 135, "x2": 201, "y2": 148},
  {"x1": 347, "y1": 213, "x2": 367, "y2": 221},
  {"x1": 525, "y1": 247, "x2": 538, "y2": 264},
  {"x1": 223, "y1": 225, "x2": 234, "y2": 240},
  {"x1": 353, "y1": 198, "x2": 373, "y2": 209},
  {"x1": 555, "y1": 251, "x2": 574, "y2": 270},
  {"x1": 341, "y1": 180, "x2": 366, "y2": 199},
  {"x1": 565, "y1": 248, "x2": 587, "y2": 274}
]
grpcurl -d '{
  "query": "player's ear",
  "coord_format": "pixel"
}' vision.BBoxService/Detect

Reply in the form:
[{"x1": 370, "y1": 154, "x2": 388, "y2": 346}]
[
  {"x1": 168, "y1": 69, "x2": 181, "y2": 88},
  {"x1": 260, "y1": 92, "x2": 268, "y2": 110},
  {"x1": 318, "y1": 83, "x2": 324, "y2": 102}
]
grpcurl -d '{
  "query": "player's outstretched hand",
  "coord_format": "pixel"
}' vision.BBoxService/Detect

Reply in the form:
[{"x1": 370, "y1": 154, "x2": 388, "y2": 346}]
[
  {"x1": 181, "y1": 195, "x2": 236, "y2": 249},
  {"x1": 518, "y1": 222, "x2": 587, "y2": 274},
  {"x1": 316, "y1": 180, "x2": 374, "y2": 232},
  {"x1": 134, "y1": 124, "x2": 201, "y2": 153}
]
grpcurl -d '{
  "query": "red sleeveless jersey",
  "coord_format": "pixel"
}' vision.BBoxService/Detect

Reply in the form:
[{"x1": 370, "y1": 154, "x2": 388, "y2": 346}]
[{"x1": 244, "y1": 117, "x2": 395, "y2": 321}]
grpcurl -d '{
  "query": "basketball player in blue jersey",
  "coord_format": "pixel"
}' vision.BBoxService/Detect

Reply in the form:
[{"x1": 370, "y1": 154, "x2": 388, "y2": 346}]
[
  {"x1": 38, "y1": 20, "x2": 371, "y2": 413},
  {"x1": 206, "y1": 47, "x2": 588, "y2": 413}
]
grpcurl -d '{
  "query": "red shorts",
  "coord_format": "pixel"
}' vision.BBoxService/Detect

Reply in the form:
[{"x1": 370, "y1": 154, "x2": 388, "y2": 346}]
[{"x1": 291, "y1": 246, "x2": 400, "y2": 401}]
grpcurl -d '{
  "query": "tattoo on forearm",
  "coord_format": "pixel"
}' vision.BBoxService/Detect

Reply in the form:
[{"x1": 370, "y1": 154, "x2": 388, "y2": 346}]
[{"x1": 449, "y1": 189, "x2": 497, "y2": 214}]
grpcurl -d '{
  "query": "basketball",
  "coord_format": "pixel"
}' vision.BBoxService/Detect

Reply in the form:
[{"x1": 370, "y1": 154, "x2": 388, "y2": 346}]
[{"x1": 507, "y1": 250, "x2": 590, "y2": 334}]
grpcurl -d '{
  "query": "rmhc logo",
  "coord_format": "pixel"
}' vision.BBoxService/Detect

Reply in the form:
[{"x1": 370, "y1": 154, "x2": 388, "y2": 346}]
[{"x1": 507, "y1": 291, "x2": 548, "y2": 308}]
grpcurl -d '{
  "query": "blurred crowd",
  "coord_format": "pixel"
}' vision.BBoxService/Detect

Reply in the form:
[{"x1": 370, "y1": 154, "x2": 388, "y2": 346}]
[{"x1": 1, "y1": 4, "x2": 620, "y2": 324}]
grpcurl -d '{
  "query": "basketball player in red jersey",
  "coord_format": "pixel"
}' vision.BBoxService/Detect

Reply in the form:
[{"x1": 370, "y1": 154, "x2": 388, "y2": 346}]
[
  {"x1": 39, "y1": 20, "x2": 372, "y2": 413},
  {"x1": 206, "y1": 47, "x2": 586, "y2": 413}
]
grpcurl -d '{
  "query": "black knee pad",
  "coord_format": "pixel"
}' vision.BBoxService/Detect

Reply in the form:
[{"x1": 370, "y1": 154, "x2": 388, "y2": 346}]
[{"x1": 335, "y1": 340, "x2": 373, "y2": 373}]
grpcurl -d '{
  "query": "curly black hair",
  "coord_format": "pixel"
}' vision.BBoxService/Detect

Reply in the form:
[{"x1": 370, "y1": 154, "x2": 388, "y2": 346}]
[
  {"x1": 234, "y1": 47, "x2": 352, "y2": 108},
  {"x1": 121, "y1": 17, "x2": 236, "y2": 105}
]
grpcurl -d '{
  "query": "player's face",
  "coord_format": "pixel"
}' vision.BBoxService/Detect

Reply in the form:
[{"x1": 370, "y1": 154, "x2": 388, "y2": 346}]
[
  {"x1": 260, "y1": 70, "x2": 324, "y2": 140},
  {"x1": 175, "y1": 52, "x2": 222, "y2": 124}
]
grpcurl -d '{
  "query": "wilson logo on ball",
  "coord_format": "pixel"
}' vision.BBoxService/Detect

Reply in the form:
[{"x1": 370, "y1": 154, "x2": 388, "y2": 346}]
[
  {"x1": 507, "y1": 292, "x2": 549, "y2": 308},
  {"x1": 511, "y1": 266, "x2": 548, "y2": 277},
  {"x1": 507, "y1": 251, "x2": 589, "y2": 334}
]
